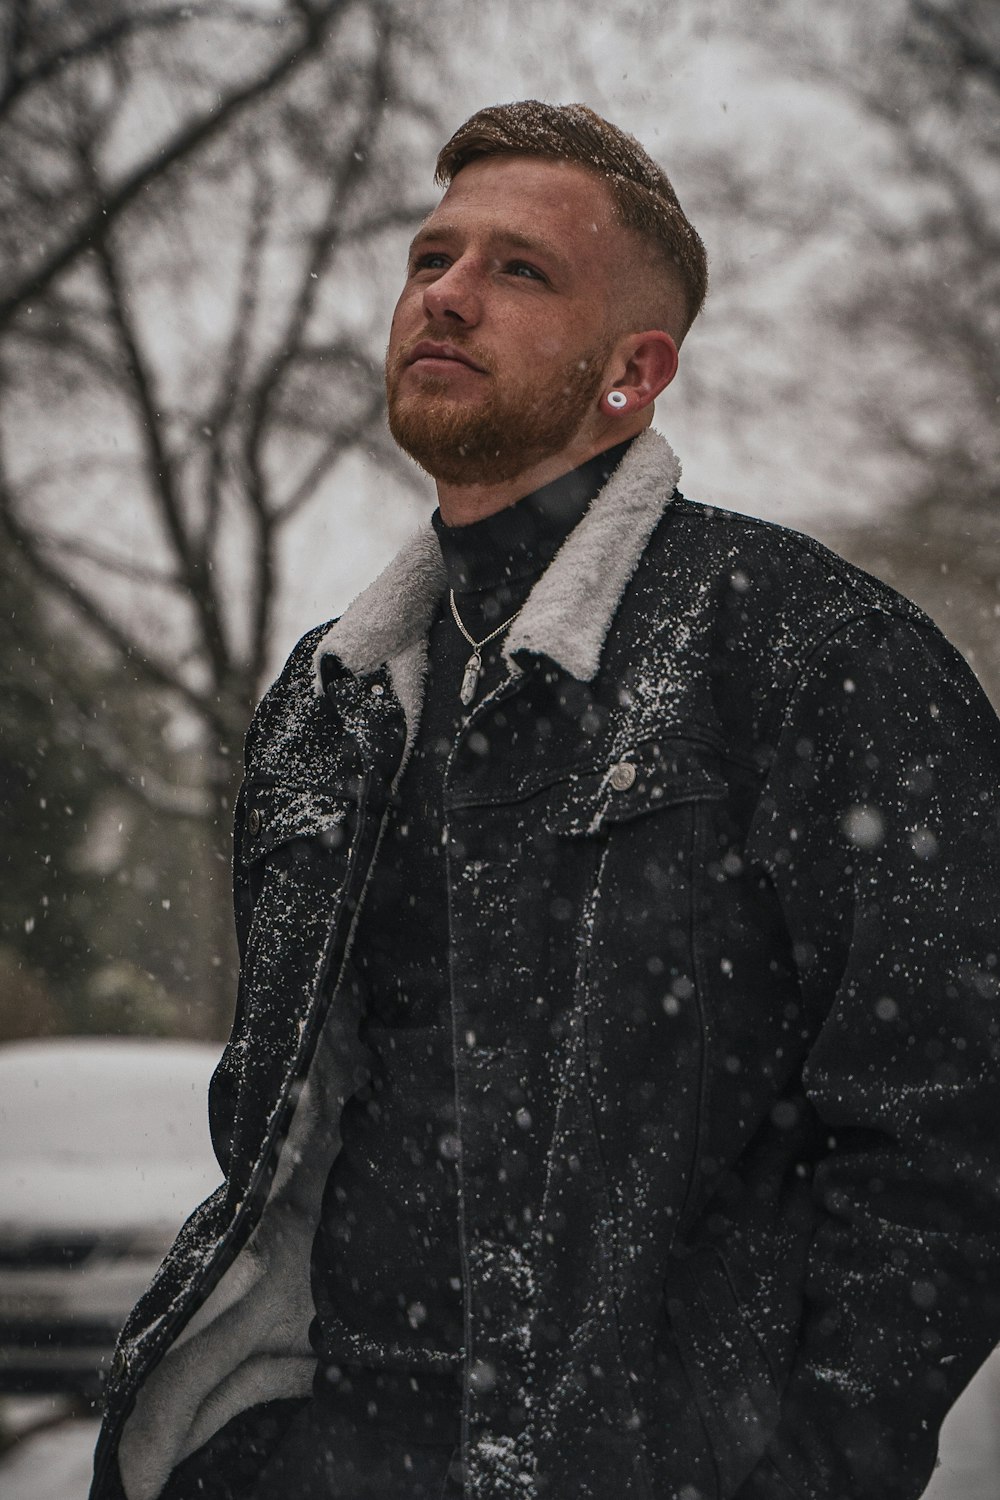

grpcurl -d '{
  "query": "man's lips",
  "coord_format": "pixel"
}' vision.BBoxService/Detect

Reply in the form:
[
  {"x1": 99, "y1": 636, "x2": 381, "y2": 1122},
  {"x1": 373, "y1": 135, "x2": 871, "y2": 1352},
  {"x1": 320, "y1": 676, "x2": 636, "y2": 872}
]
[{"x1": 405, "y1": 341, "x2": 487, "y2": 374}]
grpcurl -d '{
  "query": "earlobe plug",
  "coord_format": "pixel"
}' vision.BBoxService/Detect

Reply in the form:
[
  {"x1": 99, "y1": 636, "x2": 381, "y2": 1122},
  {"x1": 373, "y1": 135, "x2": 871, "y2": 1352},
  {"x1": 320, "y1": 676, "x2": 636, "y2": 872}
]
[{"x1": 606, "y1": 390, "x2": 628, "y2": 410}]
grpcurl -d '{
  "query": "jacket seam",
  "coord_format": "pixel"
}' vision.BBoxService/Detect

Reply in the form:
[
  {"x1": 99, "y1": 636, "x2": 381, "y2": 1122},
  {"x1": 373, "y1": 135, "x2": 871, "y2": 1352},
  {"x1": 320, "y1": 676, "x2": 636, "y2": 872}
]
[
  {"x1": 676, "y1": 800, "x2": 711, "y2": 1241},
  {"x1": 574, "y1": 841, "x2": 657, "y2": 1494},
  {"x1": 762, "y1": 609, "x2": 918, "y2": 762}
]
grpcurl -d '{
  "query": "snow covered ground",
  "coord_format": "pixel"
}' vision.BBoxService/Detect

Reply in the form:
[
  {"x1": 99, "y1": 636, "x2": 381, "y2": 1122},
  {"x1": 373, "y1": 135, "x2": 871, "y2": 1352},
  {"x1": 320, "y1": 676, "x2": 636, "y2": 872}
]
[
  {"x1": 2, "y1": 1353, "x2": 999, "y2": 1500},
  {"x1": 921, "y1": 1350, "x2": 1000, "y2": 1500},
  {"x1": 0, "y1": 1416, "x2": 100, "y2": 1500}
]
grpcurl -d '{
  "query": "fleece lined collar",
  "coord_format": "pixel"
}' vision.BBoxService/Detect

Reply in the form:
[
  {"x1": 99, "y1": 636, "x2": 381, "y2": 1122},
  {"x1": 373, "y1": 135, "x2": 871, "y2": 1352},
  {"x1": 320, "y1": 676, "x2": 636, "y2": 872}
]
[
  {"x1": 432, "y1": 436, "x2": 634, "y2": 596},
  {"x1": 312, "y1": 429, "x2": 681, "y2": 715}
]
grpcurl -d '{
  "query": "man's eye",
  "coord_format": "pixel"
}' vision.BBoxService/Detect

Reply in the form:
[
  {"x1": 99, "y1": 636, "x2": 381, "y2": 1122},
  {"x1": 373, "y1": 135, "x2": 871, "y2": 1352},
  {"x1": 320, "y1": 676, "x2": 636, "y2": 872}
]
[
  {"x1": 414, "y1": 252, "x2": 450, "y2": 272},
  {"x1": 508, "y1": 261, "x2": 545, "y2": 281}
]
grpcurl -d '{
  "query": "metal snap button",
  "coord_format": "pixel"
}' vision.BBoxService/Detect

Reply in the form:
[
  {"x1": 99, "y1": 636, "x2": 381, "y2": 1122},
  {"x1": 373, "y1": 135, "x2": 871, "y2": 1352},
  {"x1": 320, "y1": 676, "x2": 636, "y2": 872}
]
[
  {"x1": 370, "y1": 682, "x2": 384, "y2": 696},
  {"x1": 247, "y1": 807, "x2": 262, "y2": 835},
  {"x1": 609, "y1": 761, "x2": 637, "y2": 792},
  {"x1": 111, "y1": 1348, "x2": 129, "y2": 1382}
]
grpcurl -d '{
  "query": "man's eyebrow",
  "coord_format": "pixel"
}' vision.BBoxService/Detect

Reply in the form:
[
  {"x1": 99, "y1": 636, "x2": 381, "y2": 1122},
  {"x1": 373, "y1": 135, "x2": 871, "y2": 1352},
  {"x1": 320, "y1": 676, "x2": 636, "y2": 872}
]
[
  {"x1": 500, "y1": 230, "x2": 571, "y2": 275},
  {"x1": 407, "y1": 224, "x2": 571, "y2": 277},
  {"x1": 407, "y1": 223, "x2": 458, "y2": 258}
]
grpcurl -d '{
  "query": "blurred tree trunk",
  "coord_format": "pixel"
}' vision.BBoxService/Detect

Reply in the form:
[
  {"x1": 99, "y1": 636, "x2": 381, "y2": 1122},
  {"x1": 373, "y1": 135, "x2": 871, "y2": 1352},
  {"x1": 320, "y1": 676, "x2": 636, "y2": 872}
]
[{"x1": 0, "y1": 0, "x2": 435, "y2": 1037}]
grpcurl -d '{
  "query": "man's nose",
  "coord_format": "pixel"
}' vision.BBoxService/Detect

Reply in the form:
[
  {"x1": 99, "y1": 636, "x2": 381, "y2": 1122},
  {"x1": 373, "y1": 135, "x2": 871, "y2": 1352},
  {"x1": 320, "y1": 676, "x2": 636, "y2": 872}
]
[{"x1": 421, "y1": 259, "x2": 482, "y2": 326}]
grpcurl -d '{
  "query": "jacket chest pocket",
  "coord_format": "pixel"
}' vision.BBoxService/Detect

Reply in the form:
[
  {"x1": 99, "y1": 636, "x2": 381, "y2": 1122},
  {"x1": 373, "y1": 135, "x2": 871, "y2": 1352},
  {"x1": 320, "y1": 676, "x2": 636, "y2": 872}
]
[
  {"x1": 542, "y1": 737, "x2": 727, "y2": 841},
  {"x1": 239, "y1": 781, "x2": 358, "y2": 1027},
  {"x1": 541, "y1": 739, "x2": 728, "y2": 949}
]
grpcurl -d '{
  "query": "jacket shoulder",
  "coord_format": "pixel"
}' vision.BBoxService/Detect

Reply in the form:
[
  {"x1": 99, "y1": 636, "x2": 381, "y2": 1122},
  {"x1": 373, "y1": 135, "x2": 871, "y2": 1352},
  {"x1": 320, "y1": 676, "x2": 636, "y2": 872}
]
[
  {"x1": 664, "y1": 494, "x2": 929, "y2": 638},
  {"x1": 621, "y1": 493, "x2": 978, "y2": 758},
  {"x1": 243, "y1": 620, "x2": 338, "y2": 780}
]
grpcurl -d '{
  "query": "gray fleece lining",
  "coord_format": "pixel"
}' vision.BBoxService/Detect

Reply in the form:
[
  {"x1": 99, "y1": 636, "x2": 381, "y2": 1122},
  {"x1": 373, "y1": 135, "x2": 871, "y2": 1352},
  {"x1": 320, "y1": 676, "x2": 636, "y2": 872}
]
[
  {"x1": 118, "y1": 1006, "x2": 363, "y2": 1500},
  {"x1": 313, "y1": 527, "x2": 444, "y2": 683},
  {"x1": 502, "y1": 429, "x2": 679, "y2": 678}
]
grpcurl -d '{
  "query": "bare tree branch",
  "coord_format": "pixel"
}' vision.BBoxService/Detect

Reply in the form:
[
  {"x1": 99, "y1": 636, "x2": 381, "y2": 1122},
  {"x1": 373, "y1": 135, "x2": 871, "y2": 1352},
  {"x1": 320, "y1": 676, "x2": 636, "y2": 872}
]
[
  {"x1": 93, "y1": 229, "x2": 233, "y2": 687},
  {"x1": 0, "y1": 480, "x2": 224, "y2": 734},
  {"x1": 203, "y1": 151, "x2": 274, "y2": 559},
  {"x1": 337, "y1": 201, "x2": 437, "y2": 242},
  {"x1": 273, "y1": 389, "x2": 386, "y2": 525},
  {"x1": 35, "y1": 529, "x2": 182, "y2": 590},
  {"x1": 241, "y1": 3, "x2": 396, "y2": 683},
  {"x1": 7, "y1": 449, "x2": 139, "y2": 496},
  {"x1": 23, "y1": 647, "x2": 215, "y2": 818},
  {"x1": 74, "y1": 723, "x2": 215, "y2": 819},
  {"x1": 11, "y1": 316, "x2": 125, "y2": 391},
  {"x1": 0, "y1": 5, "x2": 286, "y2": 120},
  {"x1": 1, "y1": 1, "x2": 31, "y2": 102},
  {"x1": 0, "y1": 0, "x2": 349, "y2": 331},
  {"x1": 909, "y1": 1, "x2": 1000, "y2": 91}
]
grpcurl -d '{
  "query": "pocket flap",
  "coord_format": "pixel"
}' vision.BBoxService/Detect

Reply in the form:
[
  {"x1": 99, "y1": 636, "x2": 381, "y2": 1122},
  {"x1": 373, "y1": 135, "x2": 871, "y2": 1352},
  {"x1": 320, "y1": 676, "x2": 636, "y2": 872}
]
[
  {"x1": 545, "y1": 739, "x2": 726, "y2": 837},
  {"x1": 240, "y1": 783, "x2": 353, "y2": 863}
]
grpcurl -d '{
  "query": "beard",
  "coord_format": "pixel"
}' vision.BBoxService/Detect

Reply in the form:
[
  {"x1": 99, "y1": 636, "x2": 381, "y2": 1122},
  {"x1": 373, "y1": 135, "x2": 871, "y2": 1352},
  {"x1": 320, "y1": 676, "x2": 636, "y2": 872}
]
[{"x1": 385, "y1": 337, "x2": 611, "y2": 486}]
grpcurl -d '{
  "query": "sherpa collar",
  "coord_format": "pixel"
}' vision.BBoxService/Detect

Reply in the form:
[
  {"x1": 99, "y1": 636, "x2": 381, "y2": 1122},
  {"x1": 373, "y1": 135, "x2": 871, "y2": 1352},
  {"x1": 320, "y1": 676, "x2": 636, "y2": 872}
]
[{"x1": 312, "y1": 428, "x2": 680, "y2": 714}]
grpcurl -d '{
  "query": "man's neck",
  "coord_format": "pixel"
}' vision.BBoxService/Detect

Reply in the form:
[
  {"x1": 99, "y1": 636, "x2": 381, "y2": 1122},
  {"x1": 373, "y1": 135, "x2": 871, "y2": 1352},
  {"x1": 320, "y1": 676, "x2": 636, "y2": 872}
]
[{"x1": 435, "y1": 419, "x2": 648, "y2": 527}]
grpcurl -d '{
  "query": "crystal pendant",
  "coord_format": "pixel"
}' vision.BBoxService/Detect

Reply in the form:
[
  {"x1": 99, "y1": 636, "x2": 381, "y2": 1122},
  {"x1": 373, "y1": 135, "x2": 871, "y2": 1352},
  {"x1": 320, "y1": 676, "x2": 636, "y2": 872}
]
[{"x1": 460, "y1": 651, "x2": 482, "y2": 706}]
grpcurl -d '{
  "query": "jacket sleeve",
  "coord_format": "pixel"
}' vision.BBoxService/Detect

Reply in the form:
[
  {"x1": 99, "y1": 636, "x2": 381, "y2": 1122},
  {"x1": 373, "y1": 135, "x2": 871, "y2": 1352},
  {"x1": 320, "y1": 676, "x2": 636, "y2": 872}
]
[
  {"x1": 205, "y1": 776, "x2": 251, "y2": 1183},
  {"x1": 736, "y1": 610, "x2": 1000, "y2": 1500}
]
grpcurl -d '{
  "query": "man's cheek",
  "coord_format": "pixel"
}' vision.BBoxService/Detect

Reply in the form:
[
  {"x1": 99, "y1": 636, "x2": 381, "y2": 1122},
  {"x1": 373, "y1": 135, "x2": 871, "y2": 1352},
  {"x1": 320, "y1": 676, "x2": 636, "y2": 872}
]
[
  {"x1": 387, "y1": 295, "x2": 415, "y2": 347},
  {"x1": 534, "y1": 334, "x2": 566, "y2": 360}
]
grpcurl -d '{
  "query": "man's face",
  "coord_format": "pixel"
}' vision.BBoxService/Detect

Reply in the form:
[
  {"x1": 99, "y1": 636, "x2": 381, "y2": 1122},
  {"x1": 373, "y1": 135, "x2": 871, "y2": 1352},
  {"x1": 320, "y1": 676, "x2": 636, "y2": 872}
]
[{"x1": 385, "y1": 155, "x2": 626, "y2": 486}]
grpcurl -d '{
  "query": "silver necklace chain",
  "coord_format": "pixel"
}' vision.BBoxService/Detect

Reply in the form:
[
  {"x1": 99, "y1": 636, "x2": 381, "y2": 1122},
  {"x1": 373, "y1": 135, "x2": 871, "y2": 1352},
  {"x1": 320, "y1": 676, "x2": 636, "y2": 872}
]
[{"x1": 449, "y1": 588, "x2": 521, "y2": 706}]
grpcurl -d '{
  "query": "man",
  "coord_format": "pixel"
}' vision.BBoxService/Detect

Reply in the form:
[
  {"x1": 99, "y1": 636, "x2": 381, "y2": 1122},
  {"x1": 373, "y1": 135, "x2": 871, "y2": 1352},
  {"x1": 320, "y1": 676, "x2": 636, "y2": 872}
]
[{"x1": 91, "y1": 101, "x2": 1000, "y2": 1500}]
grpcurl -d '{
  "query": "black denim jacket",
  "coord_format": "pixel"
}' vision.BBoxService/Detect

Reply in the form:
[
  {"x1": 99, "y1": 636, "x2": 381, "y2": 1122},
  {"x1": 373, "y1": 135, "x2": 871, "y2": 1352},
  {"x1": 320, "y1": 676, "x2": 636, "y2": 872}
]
[{"x1": 92, "y1": 433, "x2": 1000, "y2": 1500}]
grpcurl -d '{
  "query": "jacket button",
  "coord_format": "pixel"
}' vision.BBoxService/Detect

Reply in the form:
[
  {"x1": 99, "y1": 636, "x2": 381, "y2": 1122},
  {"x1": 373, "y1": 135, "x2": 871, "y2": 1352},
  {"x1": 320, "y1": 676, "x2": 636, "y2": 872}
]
[
  {"x1": 247, "y1": 808, "x2": 262, "y2": 835},
  {"x1": 111, "y1": 1348, "x2": 129, "y2": 1383},
  {"x1": 609, "y1": 761, "x2": 637, "y2": 792}
]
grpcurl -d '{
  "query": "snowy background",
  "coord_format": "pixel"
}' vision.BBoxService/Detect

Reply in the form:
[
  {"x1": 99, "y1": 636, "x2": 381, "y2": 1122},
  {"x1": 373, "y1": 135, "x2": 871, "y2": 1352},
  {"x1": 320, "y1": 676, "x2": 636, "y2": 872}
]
[{"x1": 1, "y1": 0, "x2": 998, "y2": 1492}]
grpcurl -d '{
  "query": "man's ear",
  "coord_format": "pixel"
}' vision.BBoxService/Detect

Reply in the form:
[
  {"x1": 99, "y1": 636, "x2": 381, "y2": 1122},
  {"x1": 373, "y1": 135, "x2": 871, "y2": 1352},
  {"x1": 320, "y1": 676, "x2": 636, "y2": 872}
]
[{"x1": 606, "y1": 331, "x2": 679, "y2": 412}]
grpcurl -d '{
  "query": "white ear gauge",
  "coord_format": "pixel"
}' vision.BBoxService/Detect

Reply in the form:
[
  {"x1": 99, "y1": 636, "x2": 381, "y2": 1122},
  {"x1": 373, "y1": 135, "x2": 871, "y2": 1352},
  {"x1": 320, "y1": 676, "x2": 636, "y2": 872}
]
[{"x1": 607, "y1": 390, "x2": 628, "y2": 409}]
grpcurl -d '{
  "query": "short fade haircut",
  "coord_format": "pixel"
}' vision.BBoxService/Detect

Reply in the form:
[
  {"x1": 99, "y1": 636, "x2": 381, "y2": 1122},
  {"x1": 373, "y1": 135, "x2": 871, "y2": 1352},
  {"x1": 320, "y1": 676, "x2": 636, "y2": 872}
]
[{"x1": 435, "y1": 100, "x2": 708, "y2": 341}]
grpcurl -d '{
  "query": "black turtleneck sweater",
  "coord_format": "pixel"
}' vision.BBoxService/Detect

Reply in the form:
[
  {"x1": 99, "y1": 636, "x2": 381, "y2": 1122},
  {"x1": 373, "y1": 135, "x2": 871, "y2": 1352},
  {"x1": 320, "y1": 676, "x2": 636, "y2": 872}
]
[{"x1": 309, "y1": 441, "x2": 633, "y2": 1425}]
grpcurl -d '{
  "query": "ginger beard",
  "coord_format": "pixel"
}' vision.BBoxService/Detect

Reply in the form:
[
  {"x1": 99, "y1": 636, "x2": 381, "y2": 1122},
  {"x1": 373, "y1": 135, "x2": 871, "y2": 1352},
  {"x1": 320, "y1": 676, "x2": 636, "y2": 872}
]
[{"x1": 385, "y1": 338, "x2": 612, "y2": 487}]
